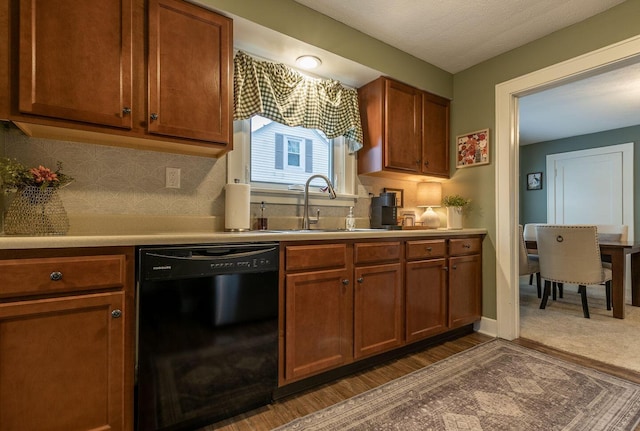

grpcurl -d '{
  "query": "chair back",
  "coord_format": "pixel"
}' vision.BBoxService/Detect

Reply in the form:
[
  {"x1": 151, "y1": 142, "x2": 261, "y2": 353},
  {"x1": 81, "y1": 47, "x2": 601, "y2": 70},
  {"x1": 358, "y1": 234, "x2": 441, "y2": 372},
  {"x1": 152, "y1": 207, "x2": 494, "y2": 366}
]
[
  {"x1": 518, "y1": 225, "x2": 532, "y2": 275},
  {"x1": 523, "y1": 223, "x2": 543, "y2": 242},
  {"x1": 536, "y1": 225, "x2": 605, "y2": 285},
  {"x1": 596, "y1": 224, "x2": 628, "y2": 242}
]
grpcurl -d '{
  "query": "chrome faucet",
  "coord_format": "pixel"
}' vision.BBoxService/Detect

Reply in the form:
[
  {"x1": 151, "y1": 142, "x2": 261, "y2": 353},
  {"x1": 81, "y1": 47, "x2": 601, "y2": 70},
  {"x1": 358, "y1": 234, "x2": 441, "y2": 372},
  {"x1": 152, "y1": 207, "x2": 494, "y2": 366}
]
[{"x1": 302, "y1": 174, "x2": 337, "y2": 229}]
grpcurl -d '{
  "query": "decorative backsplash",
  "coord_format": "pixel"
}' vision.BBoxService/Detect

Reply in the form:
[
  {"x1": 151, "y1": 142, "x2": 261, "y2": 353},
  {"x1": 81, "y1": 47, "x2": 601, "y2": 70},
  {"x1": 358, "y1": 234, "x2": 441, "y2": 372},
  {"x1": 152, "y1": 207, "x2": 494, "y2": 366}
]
[{"x1": 0, "y1": 123, "x2": 426, "y2": 232}]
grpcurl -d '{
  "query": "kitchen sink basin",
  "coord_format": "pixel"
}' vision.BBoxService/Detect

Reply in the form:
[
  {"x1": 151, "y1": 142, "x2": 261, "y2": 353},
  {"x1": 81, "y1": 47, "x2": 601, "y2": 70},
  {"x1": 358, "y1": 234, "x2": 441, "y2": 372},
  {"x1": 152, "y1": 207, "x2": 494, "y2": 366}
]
[{"x1": 253, "y1": 228, "x2": 384, "y2": 233}]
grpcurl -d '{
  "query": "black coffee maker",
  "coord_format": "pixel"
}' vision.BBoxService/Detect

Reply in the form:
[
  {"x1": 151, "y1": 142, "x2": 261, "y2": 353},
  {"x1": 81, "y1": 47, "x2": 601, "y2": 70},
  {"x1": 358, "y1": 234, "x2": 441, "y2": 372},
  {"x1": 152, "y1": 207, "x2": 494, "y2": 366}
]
[{"x1": 370, "y1": 192, "x2": 401, "y2": 229}]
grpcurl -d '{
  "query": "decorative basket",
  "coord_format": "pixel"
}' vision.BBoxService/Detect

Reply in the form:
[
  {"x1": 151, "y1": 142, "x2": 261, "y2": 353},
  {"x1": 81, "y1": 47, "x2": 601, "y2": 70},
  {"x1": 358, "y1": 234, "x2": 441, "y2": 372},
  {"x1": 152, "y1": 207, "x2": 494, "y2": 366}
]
[{"x1": 4, "y1": 186, "x2": 70, "y2": 235}]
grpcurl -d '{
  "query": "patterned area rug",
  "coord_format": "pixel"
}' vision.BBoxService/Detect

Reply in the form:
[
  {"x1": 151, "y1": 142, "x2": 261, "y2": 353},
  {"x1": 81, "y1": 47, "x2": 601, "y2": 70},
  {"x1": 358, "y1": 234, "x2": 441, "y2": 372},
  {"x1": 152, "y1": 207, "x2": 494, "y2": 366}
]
[{"x1": 275, "y1": 340, "x2": 640, "y2": 431}]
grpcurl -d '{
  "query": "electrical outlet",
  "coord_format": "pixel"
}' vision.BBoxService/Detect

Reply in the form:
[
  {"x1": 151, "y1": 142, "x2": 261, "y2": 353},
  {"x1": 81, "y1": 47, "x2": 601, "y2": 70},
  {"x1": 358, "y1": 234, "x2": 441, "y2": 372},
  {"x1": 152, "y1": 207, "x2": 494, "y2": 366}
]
[{"x1": 166, "y1": 167, "x2": 181, "y2": 189}]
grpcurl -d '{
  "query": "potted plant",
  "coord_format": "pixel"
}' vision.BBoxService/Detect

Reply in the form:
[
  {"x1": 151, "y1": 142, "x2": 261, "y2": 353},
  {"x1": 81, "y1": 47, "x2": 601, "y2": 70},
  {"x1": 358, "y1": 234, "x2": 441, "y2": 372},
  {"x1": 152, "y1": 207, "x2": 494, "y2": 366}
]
[
  {"x1": 442, "y1": 194, "x2": 470, "y2": 229},
  {"x1": 0, "y1": 158, "x2": 73, "y2": 235}
]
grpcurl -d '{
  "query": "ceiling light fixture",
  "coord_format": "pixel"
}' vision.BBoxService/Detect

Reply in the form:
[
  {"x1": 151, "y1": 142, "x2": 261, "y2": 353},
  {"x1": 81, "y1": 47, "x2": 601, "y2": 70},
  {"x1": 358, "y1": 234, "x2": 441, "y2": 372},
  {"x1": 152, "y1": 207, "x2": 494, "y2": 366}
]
[{"x1": 295, "y1": 55, "x2": 322, "y2": 69}]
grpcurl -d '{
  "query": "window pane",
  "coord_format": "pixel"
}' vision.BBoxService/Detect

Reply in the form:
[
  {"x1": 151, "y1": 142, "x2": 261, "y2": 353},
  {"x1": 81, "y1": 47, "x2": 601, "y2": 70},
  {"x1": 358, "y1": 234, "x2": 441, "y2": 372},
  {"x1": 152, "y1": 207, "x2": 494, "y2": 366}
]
[{"x1": 250, "y1": 115, "x2": 332, "y2": 187}]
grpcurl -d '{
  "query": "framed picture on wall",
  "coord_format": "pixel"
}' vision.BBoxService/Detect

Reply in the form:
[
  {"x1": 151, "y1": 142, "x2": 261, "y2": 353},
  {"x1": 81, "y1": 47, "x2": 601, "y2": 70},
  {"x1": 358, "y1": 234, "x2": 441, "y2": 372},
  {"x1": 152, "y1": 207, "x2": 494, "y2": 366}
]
[
  {"x1": 527, "y1": 172, "x2": 543, "y2": 190},
  {"x1": 456, "y1": 128, "x2": 490, "y2": 168}
]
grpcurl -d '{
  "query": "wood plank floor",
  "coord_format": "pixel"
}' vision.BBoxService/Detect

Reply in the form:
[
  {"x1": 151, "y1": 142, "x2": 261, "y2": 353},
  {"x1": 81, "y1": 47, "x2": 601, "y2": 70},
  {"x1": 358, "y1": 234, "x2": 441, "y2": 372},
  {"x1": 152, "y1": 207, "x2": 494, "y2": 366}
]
[{"x1": 199, "y1": 333, "x2": 640, "y2": 430}]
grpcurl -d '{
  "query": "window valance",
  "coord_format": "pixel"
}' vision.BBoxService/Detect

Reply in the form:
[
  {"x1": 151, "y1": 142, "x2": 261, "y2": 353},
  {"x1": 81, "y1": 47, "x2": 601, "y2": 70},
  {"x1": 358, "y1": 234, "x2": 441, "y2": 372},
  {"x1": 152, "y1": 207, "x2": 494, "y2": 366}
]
[{"x1": 233, "y1": 50, "x2": 363, "y2": 153}]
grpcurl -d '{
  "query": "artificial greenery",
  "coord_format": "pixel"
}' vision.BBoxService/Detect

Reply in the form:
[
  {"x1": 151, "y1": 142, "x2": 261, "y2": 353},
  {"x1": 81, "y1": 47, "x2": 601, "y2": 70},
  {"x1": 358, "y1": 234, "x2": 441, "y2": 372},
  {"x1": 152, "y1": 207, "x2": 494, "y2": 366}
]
[
  {"x1": 0, "y1": 157, "x2": 73, "y2": 193},
  {"x1": 442, "y1": 194, "x2": 471, "y2": 207}
]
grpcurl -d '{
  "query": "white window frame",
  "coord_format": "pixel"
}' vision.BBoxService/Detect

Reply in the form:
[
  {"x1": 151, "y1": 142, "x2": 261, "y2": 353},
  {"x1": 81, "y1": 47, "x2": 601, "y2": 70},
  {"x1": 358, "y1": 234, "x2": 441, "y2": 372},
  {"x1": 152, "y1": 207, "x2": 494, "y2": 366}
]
[
  {"x1": 228, "y1": 119, "x2": 357, "y2": 207},
  {"x1": 285, "y1": 135, "x2": 304, "y2": 171}
]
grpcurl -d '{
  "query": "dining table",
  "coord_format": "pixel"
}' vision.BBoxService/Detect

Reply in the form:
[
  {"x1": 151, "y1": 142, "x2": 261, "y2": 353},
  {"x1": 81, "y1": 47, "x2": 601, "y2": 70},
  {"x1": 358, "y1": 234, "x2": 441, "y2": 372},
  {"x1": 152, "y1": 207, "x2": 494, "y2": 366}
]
[{"x1": 525, "y1": 238, "x2": 640, "y2": 319}]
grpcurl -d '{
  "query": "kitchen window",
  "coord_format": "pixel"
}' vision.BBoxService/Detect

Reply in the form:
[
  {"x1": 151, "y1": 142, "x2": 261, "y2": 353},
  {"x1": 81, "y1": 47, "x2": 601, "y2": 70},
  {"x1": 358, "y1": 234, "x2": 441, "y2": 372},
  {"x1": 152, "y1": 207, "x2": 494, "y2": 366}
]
[{"x1": 228, "y1": 118, "x2": 357, "y2": 206}]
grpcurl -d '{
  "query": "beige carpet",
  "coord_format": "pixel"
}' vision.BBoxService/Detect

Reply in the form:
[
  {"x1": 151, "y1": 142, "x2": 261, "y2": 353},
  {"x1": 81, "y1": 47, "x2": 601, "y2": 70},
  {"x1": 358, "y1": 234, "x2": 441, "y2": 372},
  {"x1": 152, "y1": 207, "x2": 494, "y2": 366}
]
[
  {"x1": 519, "y1": 277, "x2": 640, "y2": 372},
  {"x1": 274, "y1": 340, "x2": 640, "y2": 430}
]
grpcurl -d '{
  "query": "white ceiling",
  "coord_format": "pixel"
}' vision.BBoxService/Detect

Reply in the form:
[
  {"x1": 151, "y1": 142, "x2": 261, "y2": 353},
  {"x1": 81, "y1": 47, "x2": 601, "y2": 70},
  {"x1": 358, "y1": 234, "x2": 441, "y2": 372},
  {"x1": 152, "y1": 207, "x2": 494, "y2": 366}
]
[{"x1": 232, "y1": 0, "x2": 640, "y2": 145}]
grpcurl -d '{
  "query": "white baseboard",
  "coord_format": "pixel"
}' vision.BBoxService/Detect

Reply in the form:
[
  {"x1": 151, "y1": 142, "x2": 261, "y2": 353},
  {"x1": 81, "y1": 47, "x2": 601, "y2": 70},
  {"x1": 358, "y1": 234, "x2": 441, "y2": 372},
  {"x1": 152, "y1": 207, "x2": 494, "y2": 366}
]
[{"x1": 474, "y1": 316, "x2": 498, "y2": 338}]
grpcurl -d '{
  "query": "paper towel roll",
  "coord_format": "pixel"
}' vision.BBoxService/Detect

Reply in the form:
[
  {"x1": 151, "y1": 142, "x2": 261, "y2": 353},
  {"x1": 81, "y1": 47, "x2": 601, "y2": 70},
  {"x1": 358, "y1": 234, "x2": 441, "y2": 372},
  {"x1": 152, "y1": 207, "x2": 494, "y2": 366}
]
[{"x1": 225, "y1": 182, "x2": 250, "y2": 231}]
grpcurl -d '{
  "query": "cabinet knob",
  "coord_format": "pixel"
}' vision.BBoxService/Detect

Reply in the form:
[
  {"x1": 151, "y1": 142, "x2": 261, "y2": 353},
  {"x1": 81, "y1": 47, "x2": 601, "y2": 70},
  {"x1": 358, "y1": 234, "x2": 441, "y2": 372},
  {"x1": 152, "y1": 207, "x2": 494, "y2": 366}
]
[
  {"x1": 342, "y1": 279, "x2": 349, "y2": 285},
  {"x1": 150, "y1": 113, "x2": 159, "y2": 121},
  {"x1": 452, "y1": 265, "x2": 458, "y2": 270},
  {"x1": 463, "y1": 243, "x2": 471, "y2": 248},
  {"x1": 111, "y1": 309, "x2": 122, "y2": 319},
  {"x1": 357, "y1": 277, "x2": 364, "y2": 283},
  {"x1": 122, "y1": 107, "x2": 132, "y2": 115},
  {"x1": 415, "y1": 160, "x2": 420, "y2": 165},
  {"x1": 50, "y1": 271, "x2": 63, "y2": 281},
  {"x1": 443, "y1": 266, "x2": 449, "y2": 271},
  {"x1": 424, "y1": 161, "x2": 429, "y2": 167},
  {"x1": 426, "y1": 247, "x2": 432, "y2": 252}
]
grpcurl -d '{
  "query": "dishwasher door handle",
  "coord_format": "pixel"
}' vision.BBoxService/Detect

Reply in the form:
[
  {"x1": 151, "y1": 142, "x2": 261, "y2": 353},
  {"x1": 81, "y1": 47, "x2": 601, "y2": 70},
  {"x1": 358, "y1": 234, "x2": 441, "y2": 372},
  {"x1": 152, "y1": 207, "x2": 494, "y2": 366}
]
[{"x1": 146, "y1": 246, "x2": 278, "y2": 262}]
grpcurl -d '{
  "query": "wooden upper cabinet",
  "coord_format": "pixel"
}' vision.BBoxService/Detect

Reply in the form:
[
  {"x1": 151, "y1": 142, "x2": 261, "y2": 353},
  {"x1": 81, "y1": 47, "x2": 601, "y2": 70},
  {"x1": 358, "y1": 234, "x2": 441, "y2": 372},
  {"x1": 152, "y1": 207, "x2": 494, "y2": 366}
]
[
  {"x1": 358, "y1": 76, "x2": 450, "y2": 179},
  {"x1": 148, "y1": 0, "x2": 232, "y2": 143},
  {"x1": 422, "y1": 92, "x2": 450, "y2": 177},
  {"x1": 18, "y1": 0, "x2": 133, "y2": 128},
  {"x1": 384, "y1": 80, "x2": 422, "y2": 173}
]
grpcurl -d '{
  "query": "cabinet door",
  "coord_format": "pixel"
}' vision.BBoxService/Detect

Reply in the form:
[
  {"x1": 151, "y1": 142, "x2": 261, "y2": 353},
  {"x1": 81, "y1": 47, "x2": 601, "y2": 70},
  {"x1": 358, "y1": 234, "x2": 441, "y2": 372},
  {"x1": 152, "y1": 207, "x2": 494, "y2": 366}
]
[
  {"x1": 148, "y1": 0, "x2": 232, "y2": 144},
  {"x1": 353, "y1": 263, "x2": 403, "y2": 359},
  {"x1": 448, "y1": 254, "x2": 482, "y2": 328},
  {"x1": 406, "y1": 258, "x2": 448, "y2": 342},
  {"x1": 384, "y1": 79, "x2": 422, "y2": 173},
  {"x1": 422, "y1": 92, "x2": 450, "y2": 177},
  {"x1": 19, "y1": 0, "x2": 133, "y2": 128},
  {"x1": 0, "y1": 292, "x2": 126, "y2": 431},
  {"x1": 285, "y1": 269, "x2": 352, "y2": 382}
]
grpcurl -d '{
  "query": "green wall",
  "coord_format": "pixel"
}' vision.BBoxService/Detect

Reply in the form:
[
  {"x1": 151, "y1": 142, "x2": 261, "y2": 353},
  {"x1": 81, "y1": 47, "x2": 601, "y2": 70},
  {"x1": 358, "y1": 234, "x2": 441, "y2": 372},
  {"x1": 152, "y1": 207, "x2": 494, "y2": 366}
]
[
  {"x1": 452, "y1": 0, "x2": 640, "y2": 319},
  {"x1": 195, "y1": 0, "x2": 640, "y2": 320},
  {"x1": 520, "y1": 125, "x2": 640, "y2": 226}
]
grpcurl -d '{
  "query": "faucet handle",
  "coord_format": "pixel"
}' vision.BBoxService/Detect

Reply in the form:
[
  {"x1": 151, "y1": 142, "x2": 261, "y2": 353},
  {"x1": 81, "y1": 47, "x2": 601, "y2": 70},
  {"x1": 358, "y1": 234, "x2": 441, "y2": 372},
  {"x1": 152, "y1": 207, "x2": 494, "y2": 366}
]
[{"x1": 309, "y1": 209, "x2": 320, "y2": 225}]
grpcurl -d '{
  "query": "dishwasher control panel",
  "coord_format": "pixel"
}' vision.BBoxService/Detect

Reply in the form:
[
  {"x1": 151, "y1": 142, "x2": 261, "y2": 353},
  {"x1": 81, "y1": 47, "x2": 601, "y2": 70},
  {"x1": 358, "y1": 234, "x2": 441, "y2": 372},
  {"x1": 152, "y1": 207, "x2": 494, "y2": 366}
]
[{"x1": 138, "y1": 243, "x2": 279, "y2": 281}]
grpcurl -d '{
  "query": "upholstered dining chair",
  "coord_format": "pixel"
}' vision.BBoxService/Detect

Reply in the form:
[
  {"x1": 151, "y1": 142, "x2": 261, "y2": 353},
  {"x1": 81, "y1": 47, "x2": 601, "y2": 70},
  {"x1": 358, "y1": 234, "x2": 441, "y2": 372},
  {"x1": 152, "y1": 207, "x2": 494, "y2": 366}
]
[
  {"x1": 519, "y1": 224, "x2": 541, "y2": 297},
  {"x1": 536, "y1": 225, "x2": 612, "y2": 318}
]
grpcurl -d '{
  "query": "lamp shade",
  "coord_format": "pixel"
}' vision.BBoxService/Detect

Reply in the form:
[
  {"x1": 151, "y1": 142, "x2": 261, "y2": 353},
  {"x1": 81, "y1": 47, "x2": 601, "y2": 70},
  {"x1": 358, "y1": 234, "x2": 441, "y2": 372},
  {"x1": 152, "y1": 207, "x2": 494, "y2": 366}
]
[{"x1": 417, "y1": 182, "x2": 442, "y2": 207}]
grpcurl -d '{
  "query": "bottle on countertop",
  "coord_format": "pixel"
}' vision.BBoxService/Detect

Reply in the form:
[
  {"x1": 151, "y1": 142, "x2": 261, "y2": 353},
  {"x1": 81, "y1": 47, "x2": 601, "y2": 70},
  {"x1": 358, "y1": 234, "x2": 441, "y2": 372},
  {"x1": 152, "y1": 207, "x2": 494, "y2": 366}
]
[
  {"x1": 345, "y1": 206, "x2": 356, "y2": 231},
  {"x1": 257, "y1": 201, "x2": 268, "y2": 230}
]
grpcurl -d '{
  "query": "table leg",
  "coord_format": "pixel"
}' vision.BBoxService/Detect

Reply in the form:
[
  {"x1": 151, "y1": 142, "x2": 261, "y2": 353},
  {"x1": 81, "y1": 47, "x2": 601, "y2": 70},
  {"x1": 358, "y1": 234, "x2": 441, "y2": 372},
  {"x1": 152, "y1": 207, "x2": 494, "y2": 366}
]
[
  {"x1": 608, "y1": 248, "x2": 625, "y2": 319},
  {"x1": 632, "y1": 252, "x2": 640, "y2": 307}
]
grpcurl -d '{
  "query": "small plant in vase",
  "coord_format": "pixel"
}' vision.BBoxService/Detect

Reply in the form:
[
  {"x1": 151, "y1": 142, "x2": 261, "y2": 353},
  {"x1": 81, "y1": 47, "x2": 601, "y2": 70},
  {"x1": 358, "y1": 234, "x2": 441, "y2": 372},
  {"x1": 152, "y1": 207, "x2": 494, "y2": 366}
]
[
  {"x1": 0, "y1": 158, "x2": 74, "y2": 235},
  {"x1": 442, "y1": 194, "x2": 470, "y2": 229}
]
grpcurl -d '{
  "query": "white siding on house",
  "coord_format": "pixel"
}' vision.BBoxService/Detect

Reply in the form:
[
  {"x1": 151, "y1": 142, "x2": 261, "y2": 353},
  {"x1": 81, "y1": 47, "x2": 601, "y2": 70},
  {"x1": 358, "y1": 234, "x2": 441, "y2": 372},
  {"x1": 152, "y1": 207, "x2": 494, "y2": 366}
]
[{"x1": 251, "y1": 120, "x2": 331, "y2": 187}]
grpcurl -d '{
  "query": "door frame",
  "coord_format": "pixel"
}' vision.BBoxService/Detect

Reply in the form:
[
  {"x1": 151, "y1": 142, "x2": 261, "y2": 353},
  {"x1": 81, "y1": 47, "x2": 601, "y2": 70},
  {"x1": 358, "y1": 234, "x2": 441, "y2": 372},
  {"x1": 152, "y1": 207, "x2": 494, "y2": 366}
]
[{"x1": 495, "y1": 34, "x2": 640, "y2": 340}]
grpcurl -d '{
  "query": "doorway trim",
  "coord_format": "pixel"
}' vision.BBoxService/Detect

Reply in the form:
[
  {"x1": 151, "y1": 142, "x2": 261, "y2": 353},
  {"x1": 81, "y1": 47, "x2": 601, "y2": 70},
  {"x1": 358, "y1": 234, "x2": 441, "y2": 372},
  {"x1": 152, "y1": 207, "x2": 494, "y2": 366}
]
[{"x1": 495, "y1": 34, "x2": 640, "y2": 340}]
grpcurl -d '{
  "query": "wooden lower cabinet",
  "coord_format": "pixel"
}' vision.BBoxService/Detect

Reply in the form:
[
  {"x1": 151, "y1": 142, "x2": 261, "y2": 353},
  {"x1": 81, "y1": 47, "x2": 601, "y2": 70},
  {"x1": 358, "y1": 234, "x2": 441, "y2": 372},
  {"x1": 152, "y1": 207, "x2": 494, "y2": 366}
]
[
  {"x1": 354, "y1": 262, "x2": 403, "y2": 359},
  {"x1": 448, "y1": 237, "x2": 483, "y2": 328},
  {"x1": 281, "y1": 235, "x2": 483, "y2": 386},
  {"x1": 0, "y1": 247, "x2": 134, "y2": 431},
  {"x1": 449, "y1": 253, "x2": 482, "y2": 327},
  {"x1": 284, "y1": 268, "x2": 353, "y2": 381},
  {"x1": 405, "y1": 258, "x2": 448, "y2": 342}
]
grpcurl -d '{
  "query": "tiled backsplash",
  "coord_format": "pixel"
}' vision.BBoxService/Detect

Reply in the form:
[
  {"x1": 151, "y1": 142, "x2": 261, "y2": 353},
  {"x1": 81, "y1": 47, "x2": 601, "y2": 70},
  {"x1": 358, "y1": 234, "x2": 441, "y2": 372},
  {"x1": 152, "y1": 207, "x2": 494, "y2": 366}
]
[{"x1": 1, "y1": 123, "x2": 427, "y2": 233}]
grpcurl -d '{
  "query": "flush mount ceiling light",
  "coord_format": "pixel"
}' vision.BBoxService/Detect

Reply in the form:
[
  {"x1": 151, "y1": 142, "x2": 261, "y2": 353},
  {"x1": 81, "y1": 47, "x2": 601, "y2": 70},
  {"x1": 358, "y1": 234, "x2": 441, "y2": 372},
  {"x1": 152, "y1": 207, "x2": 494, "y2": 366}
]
[{"x1": 295, "y1": 55, "x2": 322, "y2": 69}]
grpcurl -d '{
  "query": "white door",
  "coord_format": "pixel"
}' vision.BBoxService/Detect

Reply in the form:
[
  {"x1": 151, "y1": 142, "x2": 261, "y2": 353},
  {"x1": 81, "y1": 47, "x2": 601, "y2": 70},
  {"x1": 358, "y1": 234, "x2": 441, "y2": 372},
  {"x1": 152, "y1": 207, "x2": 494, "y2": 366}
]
[{"x1": 547, "y1": 143, "x2": 634, "y2": 240}]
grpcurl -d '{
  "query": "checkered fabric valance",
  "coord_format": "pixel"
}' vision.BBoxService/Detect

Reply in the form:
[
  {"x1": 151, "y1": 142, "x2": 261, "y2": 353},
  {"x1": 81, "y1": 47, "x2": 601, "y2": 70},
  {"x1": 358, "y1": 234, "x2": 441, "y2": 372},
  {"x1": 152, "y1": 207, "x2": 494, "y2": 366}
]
[{"x1": 233, "y1": 50, "x2": 363, "y2": 153}]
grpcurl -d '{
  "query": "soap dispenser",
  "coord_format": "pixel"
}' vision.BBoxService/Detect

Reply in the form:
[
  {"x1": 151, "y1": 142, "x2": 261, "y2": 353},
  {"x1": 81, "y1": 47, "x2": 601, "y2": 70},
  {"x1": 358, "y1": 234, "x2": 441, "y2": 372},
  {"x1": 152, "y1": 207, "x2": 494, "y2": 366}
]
[{"x1": 345, "y1": 207, "x2": 356, "y2": 231}]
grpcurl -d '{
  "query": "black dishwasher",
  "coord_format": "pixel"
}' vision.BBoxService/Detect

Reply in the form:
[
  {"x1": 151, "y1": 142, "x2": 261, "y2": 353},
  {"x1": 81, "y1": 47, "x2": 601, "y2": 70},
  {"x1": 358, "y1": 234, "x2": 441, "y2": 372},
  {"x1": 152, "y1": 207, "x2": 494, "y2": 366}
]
[{"x1": 136, "y1": 243, "x2": 279, "y2": 431}]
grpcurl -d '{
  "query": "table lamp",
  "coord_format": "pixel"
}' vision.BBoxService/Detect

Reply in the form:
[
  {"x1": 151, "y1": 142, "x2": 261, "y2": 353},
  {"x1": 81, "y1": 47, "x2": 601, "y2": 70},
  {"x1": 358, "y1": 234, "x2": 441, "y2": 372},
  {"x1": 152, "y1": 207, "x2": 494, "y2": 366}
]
[{"x1": 417, "y1": 182, "x2": 442, "y2": 229}]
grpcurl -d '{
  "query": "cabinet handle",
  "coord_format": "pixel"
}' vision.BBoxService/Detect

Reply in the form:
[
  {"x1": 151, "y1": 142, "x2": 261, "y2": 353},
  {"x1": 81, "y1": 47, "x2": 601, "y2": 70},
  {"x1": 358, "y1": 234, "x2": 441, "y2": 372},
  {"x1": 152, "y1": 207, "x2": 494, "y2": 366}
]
[
  {"x1": 342, "y1": 279, "x2": 349, "y2": 285},
  {"x1": 50, "y1": 271, "x2": 63, "y2": 281},
  {"x1": 122, "y1": 107, "x2": 131, "y2": 115},
  {"x1": 415, "y1": 160, "x2": 420, "y2": 165},
  {"x1": 452, "y1": 265, "x2": 457, "y2": 270},
  {"x1": 357, "y1": 277, "x2": 364, "y2": 283},
  {"x1": 150, "y1": 113, "x2": 159, "y2": 121},
  {"x1": 443, "y1": 266, "x2": 449, "y2": 271},
  {"x1": 463, "y1": 243, "x2": 471, "y2": 248},
  {"x1": 424, "y1": 161, "x2": 429, "y2": 167},
  {"x1": 111, "y1": 309, "x2": 122, "y2": 319},
  {"x1": 426, "y1": 247, "x2": 432, "y2": 252}
]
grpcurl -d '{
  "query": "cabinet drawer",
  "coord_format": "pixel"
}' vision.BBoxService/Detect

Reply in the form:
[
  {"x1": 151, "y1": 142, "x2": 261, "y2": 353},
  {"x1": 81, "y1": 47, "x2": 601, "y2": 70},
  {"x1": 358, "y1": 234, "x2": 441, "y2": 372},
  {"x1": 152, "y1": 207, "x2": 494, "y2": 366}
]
[
  {"x1": 0, "y1": 255, "x2": 126, "y2": 298},
  {"x1": 286, "y1": 244, "x2": 348, "y2": 271},
  {"x1": 354, "y1": 242, "x2": 400, "y2": 265},
  {"x1": 406, "y1": 240, "x2": 446, "y2": 260},
  {"x1": 449, "y1": 238, "x2": 482, "y2": 256}
]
